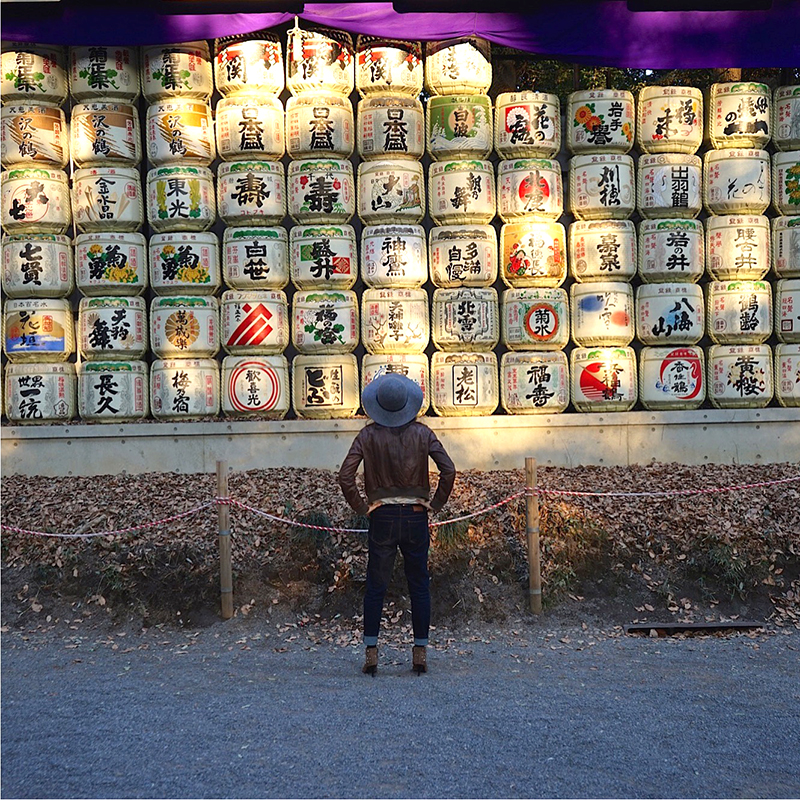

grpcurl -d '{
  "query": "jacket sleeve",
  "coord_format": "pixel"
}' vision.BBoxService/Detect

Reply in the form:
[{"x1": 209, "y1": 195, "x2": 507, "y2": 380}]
[
  {"x1": 427, "y1": 429, "x2": 456, "y2": 513},
  {"x1": 337, "y1": 431, "x2": 370, "y2": 515}
]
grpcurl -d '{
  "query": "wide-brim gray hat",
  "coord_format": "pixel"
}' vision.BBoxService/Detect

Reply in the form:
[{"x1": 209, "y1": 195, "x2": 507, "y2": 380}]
[{"x1": 362, "y1": 373, "x2": 423, "y2": 428}]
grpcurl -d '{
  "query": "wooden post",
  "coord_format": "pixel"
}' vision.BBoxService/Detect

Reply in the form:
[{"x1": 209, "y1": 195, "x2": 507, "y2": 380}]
[
  {"x1": 217, "y1": 460, "x2": 233, "y2": 620},
  {"x1": 526, "y1": 457, "x2": 542, "y2": 614}
]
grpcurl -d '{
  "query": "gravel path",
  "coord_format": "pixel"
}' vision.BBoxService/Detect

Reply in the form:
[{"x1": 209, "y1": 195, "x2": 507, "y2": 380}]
[{"x1": 2, "y1": 619, "x2": 799, "y2": 800}]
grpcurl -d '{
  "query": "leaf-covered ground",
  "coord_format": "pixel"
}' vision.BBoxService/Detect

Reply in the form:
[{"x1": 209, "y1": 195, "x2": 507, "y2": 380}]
[{"x1": 2, "y1": 463, "x2": 799, "y2": 638}]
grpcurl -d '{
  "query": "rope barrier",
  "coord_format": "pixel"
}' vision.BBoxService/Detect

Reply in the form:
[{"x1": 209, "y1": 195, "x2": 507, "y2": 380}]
[{"x1": 2, "y1": 473, "x2": 798, "y2": 539}]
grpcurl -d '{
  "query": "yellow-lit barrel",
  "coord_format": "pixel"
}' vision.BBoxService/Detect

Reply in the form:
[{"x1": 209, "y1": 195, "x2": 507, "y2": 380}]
[
  {"x1": 1, "y1": 103, "x2": 68, "y2": 169},
  {"x1": 70, "y1": 102, "x2": 141, "y2": 167},
  {"x1": 428, "y1": 159, "x2": 494, "y2": 225},
  {"x1": 290, "y1": 224, "x2": 357, "y2": 289},
  {"x1": 501, "y1": 350, "x2": 569, "y2": 414},
  {"x1": 775, "y1": 343, "x2": 800, "y2": 407},
  {"x1": 705, "y1": 214, "x2": 770, "y2": 281},
  {"x1": 362, "y1": 352, "x2": 429, "y2": 415},
  {"x1": 637, "y1": 85, "x2": 703, "y2": 155},
  {"x1": 635, "y1": 283, "x2": 704, "y2": 346},
  {"x1": 1, "y1": 44, "x2": 68, "y2": 105},
  {"x1": 424, "y1": 38, "x2": 491, "y2": 96},
  {"x1": 1, "y1": 168, "x2": 71, "y2": 234},
  {"x1": 495, "y1": 91, "x2": 561, "y2": 159},
  {"x1": 773, "y1": 85, "x2": 800, "y2": 152},
  {"x1": 150, "y1": 296, "x2": 219, "y2": 358},
  {"x1": 570, "y1": 282, "x2": 634, "y2": 347},
  {"x1": 215, "y1": 94, "x2": 284, "y2": 162},
  {"x1": 501, "y1": 287, "x2": 569, "y2": 351},
  {"x1": 500, "y1": 220, "x2": 566, "y2": 288},
  {"x1": 78, "y1": 296, "x2": 147, "y2": 360},
  {"x1": 569, "y1": 154, "x2": 635, "y2": 220},
  {"x1": 149, "y1": 231, "x2": 220, "y2": 296},
  {"x1": 141, "y1": 41, "x2": 212, "y2": 102},
  {"x1": 2, "y1": 233, "x2": 73, "y2": 298},
  {"x1": 223, "y1": 227, "x2": 289, "y2": 290},
  {"x1": 570, "y1": 346, "x2": 637, "y2": 412},
  {"x1": 707, "y1": 280, "x2": 773, "y2": 344},
  {"x1": 292, "y1": 289, "x2": 359, "y2": 354},
  {"x1": 146, "y1": 166, "x2": 216, "y2": 232},
  {"x1": 78, "y1": 360, "x2": 148, "y2": 422},
  {"x1": 286, "y1": 92, "x2": 353, "y2": 160},
  {"x1": 72, "y1": 166, "x2": 144, "y2": 233},
  {"x1": 357, "y1": 95, "x2": 424, "y2": 160},
  {"x1": 3, "y1": 297, "x2": 74, "y2": 362},
  {"x1": 772, "y1": 216, "x2": 800, "y2": 278},
  {"x1": 708, "y1": 82, "x2": 771, "y2": 150},
  {"x1": 217, "y1": 161, "x2": 286, "y2": 227},
  {"x1": 214, "y1": 36, "x2": 284, "y2": 96},
  {"x1": 427, "y1": 95, "x2": 493, "y2": 161},
  {"x1": 361, "y1": 224, "x2": 426, "y2": 288},
  {"x1": 430, "y1": 350, "x2": 498, "y2": 416},
  {"x1": 497, "y1": 158, "x2": 563, "y2": 222},
  {"x1": 288, "y1": 158, "x2": 355, "y2": 224},
  {"x1": 708, "y1": 344, "x2": 773, "y2": 408},
  {"x1": 146, "y1": 99, "x2": 215, "y2": 167},
  {"x1": 567, "y1": 89, "x2": 635, "y2": 155},
  {"x1": 151, "y1": 357, "x2": 219, "y2": 419},
  {"x1": 639, "y1": 345, "x2": 705, "y2": 411},
  {"x1": 285, "y1": 25, "x2": 354, "y2": 97},
  {"x1": 291, "y1": 353, "x2": 360, "y2": 419},
  {"x1": 356, "y1": 36, "x2": 423, "y2": 97},
  {"x1": 4, "y1": 362, "x2": 75, "y2": 423},
  {"x1": 772, "y1": 150, "x2": 800, "y2": 216},
  {"x1": 69, "y1": 46, "x2": 140, "y2": 103},
  {"x1": 775, "y1": 278, "x2": 800, "y2": 343},
  {"x1": 638, "y1": 219, "x2": 704, "y2": 283},
  {"x1": 569, "y1": 220, "x2": 636, "y2": 283},
  {"x1": 361, "y1": 287, "x2": 429, "y2": 354},
  {"x1": 703, "y1": 148, "x2": 770, "y2": 215},
  {"x1": 221, "y1": 289, "x2": 289, "y2": 355},
  {"x1": 637, "y1": 154, "x2": 702, "y2": 219},
  {"x1": 431, "y1": 287, "x2": 499, "y2": 352},
  {"x1": 75, "y1": 232, "x2": 147, "y2": 296},
  {"x1": 221, "y1": 354, "x2": 290, "y2": 419},
  {"x1": 429, "y1": 224, "x2": 497, "y2": 288},
  {"x1": 358, "y1": 159, "x2": 425, "y2": 225}
]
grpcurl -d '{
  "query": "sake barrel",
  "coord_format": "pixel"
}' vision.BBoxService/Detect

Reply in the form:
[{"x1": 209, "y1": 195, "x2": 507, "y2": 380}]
[
  {"x1": 570, "y1": 346, "x2": 637, "y2": 412},
  {"x1": 428, "y1": 160, "x2": 494, "y2": 226},
  {"x1": 4, "y1": 362, "x2": 75, "y2": 423},
  {"x1": 637, "y1": 154, "x2": 702, "y2": 219},
  {"x1": 221, "y1": 354, "x2": 290, "y2": 419},
  {"x1": 639, "y1": 346, "x2": 705, "y2": 411},
  {"x1": 500, "y1": 220, "x2": 567, "y2": 288},
  {"x1": 290, "y1": 224, "x2": 357, "y2": 289},
  {"x1": 141, "y1": 42, "x2": 213, "y2": 102},
  {"x1": 149, "y1": 231, "x2": 220, "y2": 296},
  {"x1": 637, "y1": 85, "x2": 703, "y2": 155},
  {"x1": 431, "y1": 287, "x2": 499, "y2": 352},
  {"x1": 292, "y1": 289, "x2": 359, "y2": 354},
  {"x1": 708, "y1": 344, "x2": 773, "y2": 408},
  {"x1": 495, "y1": 91, "x2": 561, "y2": 159},
  {"x1": 150, "y1": 296, "x2": 219, "y2": 358},
  {"x1": 214, "y1": 37, "x2": 284, "y2": 96},
  {"x1": 216, "y1": 94, "x2": 284, "y2": 162},
  {"x1": 146, "y1": 99, "x2": 215, "y2": 167},
  {"x1": 2, "y1": 233, "x2": 72, "y2": 298},
  {"x1": 357, "y1": 95, "x2": 424, "y2": 160},
  {"x1": 707, "y1": 280, "x2": 773, "y2": 344},
  {"x1": 1, "y1": 103, "x2": 68, "y2": 169},
  {"x1": 772, "y1": 216, "x2": 800, "y2": 278},
  {"x1": 429, "y1": 225, "x2": 498, "y2": 288},
  {"x1": 708, "y1": 82, "x2": 771, "y2": 150},
  {"x1": 1, "y1": 168, "x2": 70, "y2": 234},
  {"x1": 3, "y1": 297, "x2": 74, "y2": 362},
  {"x1": 361, "y1": 287, "x2": 429, "y2": 354},
  {"x1": 70, "y1": 102, "x2": 141, "y2": 167},
  {"x1": 775, "y1": 343, "x2": 800, "y2": 407},
  {"x1": 292, "y1": 353, "x2": 360, "y2": 419},
  {"x1": 151, "y1": 357, "x2": 220, "y2": 419},
  {"x1": 501, "y1": 287, "x2": 570, "y2": 351},
  {"x1": 78, "y1": 360, "x2": 148, "y2": 422},
  {"x1": 146, "y1": 166, "x2": 216, "y2": 232},
  {"x1": 288, "y1": 158, "x2": 355, "y2": 224},
  {"x1": 569, "y1": 154, "x2": 635, "y2": 220},
  {"x1": 72, "y1": 166, "x2": 144, "y2": 233},
  {"x1": 424, "y1": 38, "x2": 491, "y2": 96},
  {"x1": 361, "y1": 223, "x2": 426, "y2": 288},
  {"x1": 78, "y1": 296, "x2": 147, "y2": 361},
  {"x1": 569, "y1": 220, "x2": 636, "y2": 283},
  {"x1": 75, "y1": 232, "x2": 147, "y2": 296},
  {"x1": 567, "y1": 89, "x2": 635, "y2": 155},
  {"x1": 356, "y1": 36, "x2": 423, "y2": 97},
  {"x1": 285, "y1": 25, "x2": 354, "y2": 97},
  {"x1": 706, "y1": 214, "x2": 770, "y2": 281},
  {"x1": 223, "y1": 227, "x2": 289, "y2": 290},
  {"x1": 773, "y1": 86, "x2": 800, "y2": 152},
  {"x1": 1, "y1": 44, "x2": 68, "y2": 105},
  {"x1": 217, "y1": 161, "x2": 286, "y2": 227},
  {"x1": 775, "y1": 279, "x2": 800, "y2": 343},
  {"x1": 286, "y1": 92, "x2": 354, "y2": 159},
  {"x1": 427, "y1": 95, "x2": 493, "y2": 161},
  {"x1": 772, "y1": 150, "x2": 800, "y2": 216},
  {"x1": 501, "y1": 351, "x2": 569, "y2": 414},
  {"x1": 358, "y1": 159, "x2": 425, "y2": 225},
  {"x1": 430, "y1": 350, "x2": 498, "y2": 417},
  {"x1": 638, "y1": 219, "x2": 704, "y2": 283},
  {"x1": 361, "y1": 353, "x2": 430, "y2": 415},
  {"x1": 497, "y1": 158, "x2": 563, "y2": 222},
  {"x1": 69, "y1": 46, "x2": 140, "y2": 102},
  {"x1": 635, "y1": 283, "x2": 704, "y2": 346},
  {"x1": 221, "y1": 289, "x2": 289, "y2": 355},
  {"x1": 571, "y1": 282, "x2": 634, "y2": 347},
  {"x1": 703, "y1": 149, "x2": 770, "y2": 215}
]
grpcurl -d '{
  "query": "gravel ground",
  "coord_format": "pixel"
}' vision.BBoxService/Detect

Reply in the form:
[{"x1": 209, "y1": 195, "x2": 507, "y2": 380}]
[{"x1": 2, "y1": 618, "x2": 799, "y2": 800}]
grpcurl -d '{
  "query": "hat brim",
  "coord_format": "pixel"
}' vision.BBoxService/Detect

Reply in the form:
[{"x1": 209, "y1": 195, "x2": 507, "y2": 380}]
[{"x1": 362, "y1": 374, "x2": 424, "y2": 427}]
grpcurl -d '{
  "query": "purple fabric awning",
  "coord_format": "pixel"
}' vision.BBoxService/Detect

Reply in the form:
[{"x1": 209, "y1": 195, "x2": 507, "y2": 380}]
[{"x1": 2, "y1": 1, "x2": 799, "y2": 68}]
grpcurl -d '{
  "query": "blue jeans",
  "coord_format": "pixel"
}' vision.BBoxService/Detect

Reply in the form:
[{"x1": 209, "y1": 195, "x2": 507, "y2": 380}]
[{"x1": 363, "y1": 505, "x2": 430, "y2": 647}]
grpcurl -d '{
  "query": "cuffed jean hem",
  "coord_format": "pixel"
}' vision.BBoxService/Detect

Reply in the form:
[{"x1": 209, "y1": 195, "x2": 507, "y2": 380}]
[
  {"x1": 414, "y1": 638, "x2": 428, "y2": 647},
  {"x1": 364, "y1": 635, "x2": 379, "y2": 647}
]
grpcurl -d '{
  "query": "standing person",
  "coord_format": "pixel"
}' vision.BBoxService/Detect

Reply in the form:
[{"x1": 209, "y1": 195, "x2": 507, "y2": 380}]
[{"x1": 338, "y1": 373, "x2": 456, "y2": 676}]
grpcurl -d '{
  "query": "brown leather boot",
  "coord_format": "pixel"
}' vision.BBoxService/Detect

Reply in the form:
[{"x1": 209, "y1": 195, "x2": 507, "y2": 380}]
[
  {"x1": 362, "y1": 646, "x2": 378, "y2": 676},
  {"x1": 412, "y1": 645, "x2": 427, "y2": 674}
]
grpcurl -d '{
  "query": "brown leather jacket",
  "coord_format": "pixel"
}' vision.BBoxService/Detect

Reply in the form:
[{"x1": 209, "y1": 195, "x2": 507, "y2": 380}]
[{"x1": 338, "y1": 421, "x2": 456, "y2": 516}]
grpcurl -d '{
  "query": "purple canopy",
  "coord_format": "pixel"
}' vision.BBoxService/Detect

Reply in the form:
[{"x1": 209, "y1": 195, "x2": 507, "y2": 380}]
[{"x1": 2, "y1": 1, "x2": 799, "y2": 68}]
